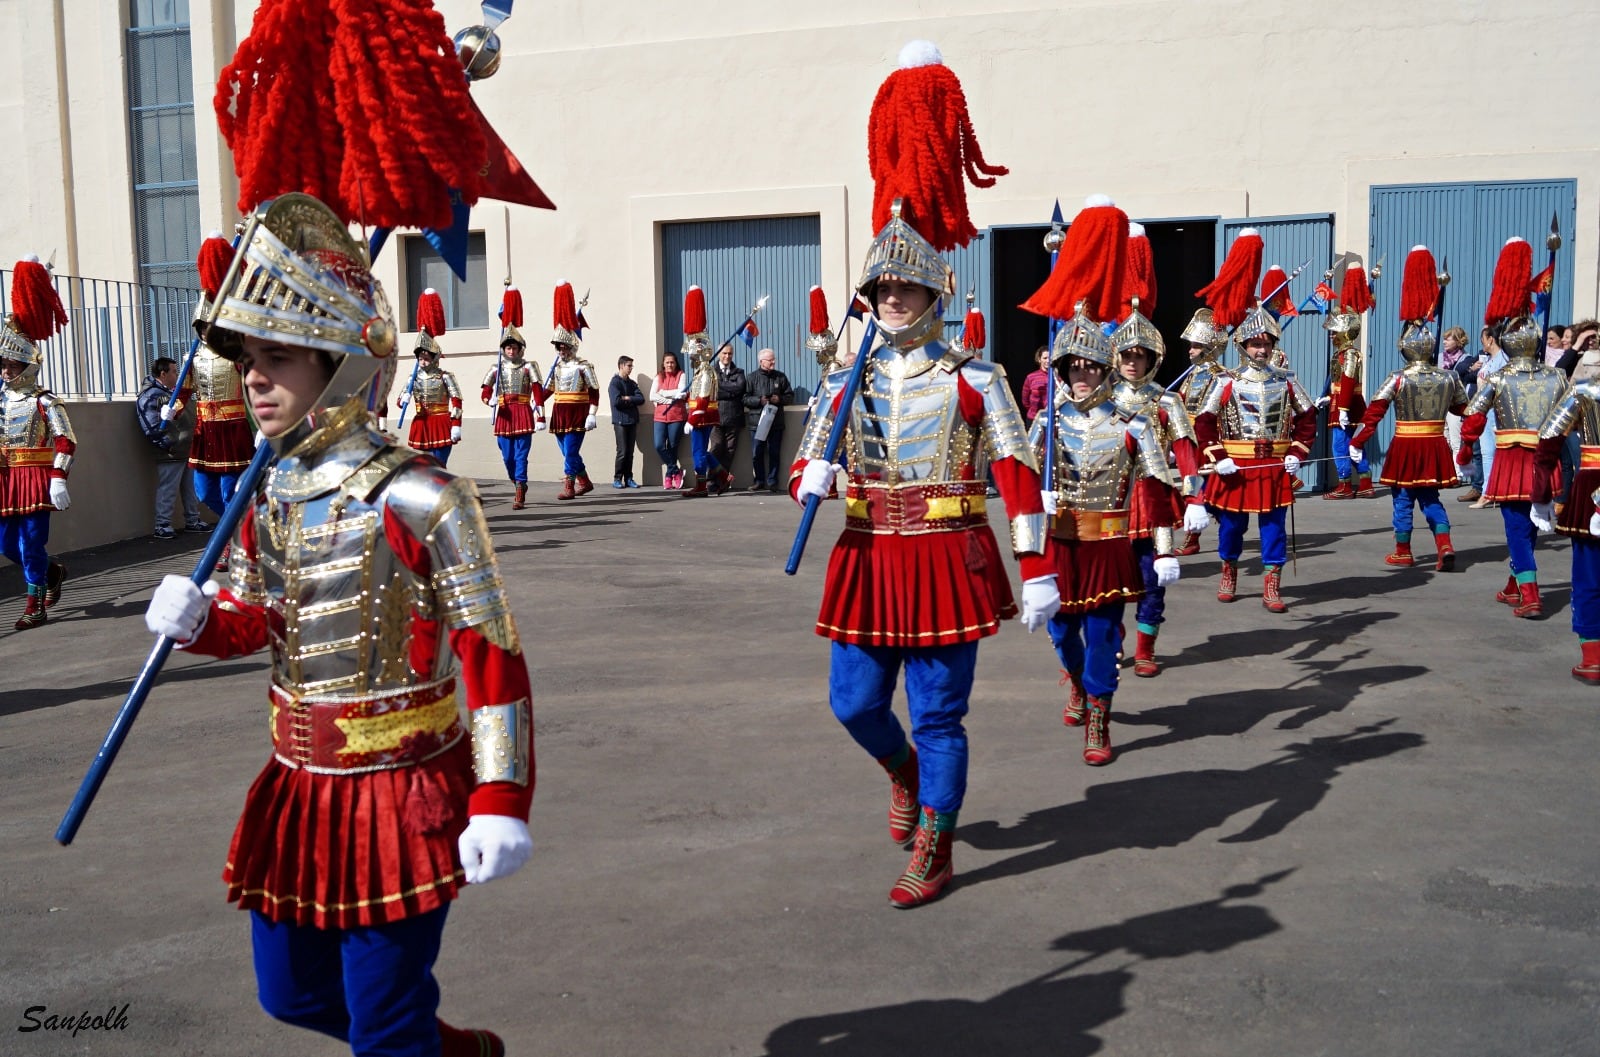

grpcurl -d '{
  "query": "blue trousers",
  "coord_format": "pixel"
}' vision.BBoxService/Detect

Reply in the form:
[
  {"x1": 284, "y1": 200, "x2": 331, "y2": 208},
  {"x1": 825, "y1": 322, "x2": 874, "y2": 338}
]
[
  {"x1": 555, "y1": 430, "x2": 587, "y2": 477},
  {"x1": 1501, "y1": 501, "x2": 1538, "y2": 576},
  {"x1": 1331, "y1": 423, "x2": 1369, "y2": 479},
  {"x1": 428, "y1": 446, "x2": 451, "y2": 468},
  {"x1": 828, "y1": 641, "x2": 978, "y2": 814},
  {"x1": 1573, "y1": 537, "x2": 1600, "y2": 639},
  {"x1": 752, "y1": 429, "x2": 785, "y2": 487},
  {"x1": 1132, "y1": 538, "x2": 1164, "y2": 628},
  {"x1": 194, "y1": 469, "x2": 240, "y2": 518},
  {"x1": 653, "y1": 420, "x2": 684, "y2": 475},
  {"x1": 1, "y1": 512, "x2": 50, "y2": 585},
  {"x1": 496, "y1": 433, "x2": 531, "y2": 483},
  {"x1": 1391, "y1": 487, "x2": 1448, "y2": 537},
  {"x1": 1049, "y1": 603, "x2": 1125, "y2": 700},
  {"x1": 251, "y1": 906, "x2": 447, "y2": 1057},
  {"x1": 1216, "y1": 507, "x2": 1288, "y2": 566},
  {"x1": 689, "y1": 426, "x2": 723, "y2": 476}
]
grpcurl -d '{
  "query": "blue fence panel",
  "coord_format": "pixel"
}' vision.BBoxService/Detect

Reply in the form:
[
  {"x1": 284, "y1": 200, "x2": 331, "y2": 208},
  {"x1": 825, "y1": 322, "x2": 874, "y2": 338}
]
[{"x1": 941, "y1": 233, "x2": 994, "y2": 350}]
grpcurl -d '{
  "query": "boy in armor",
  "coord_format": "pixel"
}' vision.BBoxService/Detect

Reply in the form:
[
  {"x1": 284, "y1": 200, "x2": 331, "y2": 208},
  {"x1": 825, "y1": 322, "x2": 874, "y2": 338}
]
[
  {"x1": 1172, "y1": 307, "x2": 1232, "y2": 556},
  {"x1": 401, "y1": 330, "x2": 463, "y2": 466},
  {"x1": 481, "y1": 325, "x2": 545, "y2": 509}
]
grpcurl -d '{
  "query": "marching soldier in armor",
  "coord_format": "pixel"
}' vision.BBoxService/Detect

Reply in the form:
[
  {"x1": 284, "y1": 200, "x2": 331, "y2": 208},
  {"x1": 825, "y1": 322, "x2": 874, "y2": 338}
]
[
  {"x1": 1, "y1": 257, "x2": 73, "y2": 630},
  {"x1": 1172, "y1": 307, "x2": 1232, "y2": 556},
  {"x1": 1347, "y1": 246, "x2": 1465, "y2": 570},
  {"x1": 481, "y1": 321, "x2": 545, "y2": 509},
  {"x1": 806, "y1": 285, "x2": 842, "y2": 371},
  {"x1": 1193, "y1": 230, "x2": 1319, "y2": 614},
  {"x1": 681, "y1": 285, "x2": 730, "y2": 497},
  {"x1": 143, "y1": 194, "x2": 532, "y2": 1057},
  {"x1": 1458, "y1": 237, "x2": 1568, "y2": 619},
  {"x1": 544, "y1": 281, "x2": 600, "y2": 501},
  {"x1": 1533, "y1": 355, "x2": 1600, "y2": 682},
  {"x1": 402, "y1": 330, "x2": 463, "y2": 466},
  {"x1": 186, "y1": 233, "x2": 255, "y2": 525},
  {"x1": 791, "y1": 42, "x2": 1052, "y2": 908},
  {"x1": 1322, "y1": 262, "x2": 1376, "y2": 500}
]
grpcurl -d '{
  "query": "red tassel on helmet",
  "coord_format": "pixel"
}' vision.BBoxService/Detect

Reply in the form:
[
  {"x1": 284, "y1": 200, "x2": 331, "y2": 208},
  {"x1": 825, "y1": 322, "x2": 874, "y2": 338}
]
[
  {"x1": 197, "y1": 233, "x2": 236, "y2": 301},
  {"x1": 867, "y1": 41, "x2": 1007, "y2": 252},
  {"x1": 1196, "y1": 230, "x2": 1264, "y2": 328},
  {"x1": 415, "y1": 288, "x2": 446, "y2": 337},
  {"x1": 500, "y1": 285, "x2": 523, "y2": 327},
  {"x1": 1484, "y1": 237, "x2": 1533, "y2": 323},
  {"x1": 1339, "y1": 263, "x2": 1374, "y2": 315},
  {"x1": 1021, "y1": 196, "x2": 1128, "y2": 324},
  {"x1": 1121, "y1": 222, "x2": 1156, "y2": 319},
  {"x1": 553, "y1": 282, "x2": 579, "y2": 334},
  {"x1": 808, "y1": 286, "x2": 830, "y2": 336},
  {"x1": 1260, "y1": 266, "x2": 1296, "y2": 317},
  {"x1": 683, "y1": 286, "x2": 707, "y2": 335},
  {"x1": 962, "y1": 305, "x2": 986, "y2": 351},
  {"x1": 9, "y1": 259, "x2": 68, "y2": 343},
  {"x1": 1399, "y1": 246, "x2": 1439, "y2": 321}
]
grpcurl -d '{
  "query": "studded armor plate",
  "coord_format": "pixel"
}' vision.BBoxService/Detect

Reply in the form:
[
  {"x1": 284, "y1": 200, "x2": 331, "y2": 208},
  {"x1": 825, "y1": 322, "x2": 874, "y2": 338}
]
[
  {"x1": 1372, "y1": 363, "x2": 1468, "y2": 422},
  {"x1": 1176, "y1": 361, "x2": 1234, "y2": 420},
  {"x1": 549, "y1": 357, "x2": 598, "y2": 396},
  {"x1": 1, "y1": 386, "x2": 74, "y2": 474},
  {"x1": 1464, "y1": 363, "x2": 1567, "y2": 432},
  {"x1": 1033, "y1": 397, "x2": 1174, "y2": 514},
  {"x1": 1203, "y1": 363, "x2": 1314, "y2": 440},
  {"x1": 405, "y1": 365, "x2": 461, "y2": 410},
  {"x1": 1540, "y1": 381, "x2": 1600, "y2": 444}
]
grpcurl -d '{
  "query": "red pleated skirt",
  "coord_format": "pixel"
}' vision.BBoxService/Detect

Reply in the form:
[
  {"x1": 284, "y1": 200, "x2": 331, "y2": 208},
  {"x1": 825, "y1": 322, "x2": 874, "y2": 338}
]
[
  {"x1": 816, "y1": 527, "x2": 1015, "y2": 647},
  {"x1": 1484, "y1": 445, "x2": 1552, "y2": 504},
  {"x1": 1051, "y1": 537, "x2": 1143, "y2": 613},
  {"x1": 549, "y1": 401, "x2": 589, "y2": 434},
  {"x1": 1128, "y1": 485, "x2": 1181, "y2": 538},
  {"x1": 0, "y1": 465, "x2": 52, "y2": 516},
  {"x1": 223, "y1": 739, "x2": 472, "y2": 929},
  {"x1": 189, "y1": 418, "x2": 254, "y2": 472},
  {"x1": 1379, "y1": 436, "x2": 1458, "y2": 489},
  {"x1": 493, "y1": 402, "x2": 537, "y2": 436},
  {"x1": 1558, "y1": 466, "x2": 1600, "y2": 537},
  {"x1": 407, "y1": 410, "x2": 455, "y2": 451},
  {"x1": 1204, "y1": 456, "x2": 1294, "y2": 513}
]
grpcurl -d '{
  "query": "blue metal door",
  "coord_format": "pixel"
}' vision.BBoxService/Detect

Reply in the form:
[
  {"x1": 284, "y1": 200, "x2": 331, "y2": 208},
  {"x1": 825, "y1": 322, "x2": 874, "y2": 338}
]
[
  {"x1": 661, "y1": 216, "x2": 822, "y2": 398},
  {"x1": 941, "y1": 232, "x2": 994, "y2": 350}
]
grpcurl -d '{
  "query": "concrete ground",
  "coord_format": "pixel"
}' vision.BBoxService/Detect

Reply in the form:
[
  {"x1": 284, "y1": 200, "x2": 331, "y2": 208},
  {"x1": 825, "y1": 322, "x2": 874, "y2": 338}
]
[{"x1": 2, "y1": 479, "x2": 1597, "y2": 1056}]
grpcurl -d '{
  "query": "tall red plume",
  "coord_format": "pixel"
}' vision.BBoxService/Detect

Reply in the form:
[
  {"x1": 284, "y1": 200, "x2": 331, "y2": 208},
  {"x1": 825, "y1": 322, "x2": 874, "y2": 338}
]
[
  {"x1": 867, "y1": 43, "x2": 1007, "y2": 252},
  {"x1": 197, "y1": 234, "x2": 236, "y2": 300},
  {"x1": 1196, "y1": 231, "x2": 1263, "y2": 328},
  {"x1": 1485, "y1": 238, "x2": 1534, "y2": 323},
  {"x1": 1399, "y1": 247, "x2": 1440, "y2": 321},
  {"x1": 1121, "y1": 225, "x2": 1156, "y2": 318},
  {"x1": 1339, "y1": 264, "x2": 1374, "y2": 315},
  {"x1": 683, "y1": 286, "x2": 707, "y2": 335},
  {"x1": 808, "y1": 286, "x2": 830, "y2": 336},
  {"x1": 1021, "y1": 198, "x2": 1128, "y2": 323},
  {"x1": 552, "y1": 282, "x2": 579, "y2": 333},
  {"x1": 9, "y1": 259, "x2": 68, "y2": 343},
  {"x1": 215, "y1": 0, "x2": 490, "y2": 229},
  {"x1": 962, "y1": 306, "x2": 986, "y2": 351},
  {"x1": 499, "y1": 285, "x2": 523, "y2": 327},
  {"x1": 1260, "y1": 266, "x2": 1294, "y2": 316},
  {"x1": 415, "y1": 288, "x2": 446, "y2": 336}
]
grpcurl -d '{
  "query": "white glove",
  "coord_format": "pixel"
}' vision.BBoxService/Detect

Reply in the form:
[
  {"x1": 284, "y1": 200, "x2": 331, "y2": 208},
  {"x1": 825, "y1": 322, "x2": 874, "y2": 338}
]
[
  {"x1": 159, "y1": 404, "x2": 175, "y2": 422},
  {"x1": 1019, "y1": 574, "x2": 1061, "y2": 633},
  {"x1": 1337, "y1": 410, "x2": 1350, "y2": 429},
  {"x1": 534, "y1": 417, "x2": 548, "y2": 433},
  {"x1": 1182, "y1": 504, "x2": 1211, "y2": 533},
  {"x1": 1214, "y1": 458, "x2": 1239, "y2": 476},
  {"x1": 144, "y1": 575, "x2": 219, "y2": 644},
  {"x1": 377, "y1": 417, "x2": 388, "y2": 434},
  {"x1": 458, "y1": 814, "x2": 533, "y2": 884},
  {"x1": 1283, "y1": 454, "x2": 1302, "y2": 475},
  {"x1": 1315, "y1": 395, "x2": 1331, "y2": 409},
  {"x1": 1349, "y1": 446, "x2": 1363, "y2": 465},
  {"x1": 1153, "y1": 556, "x2": 1181, "y2": 587},
  {"x1": 1040, "y1": 488, "x2": 1058, "y2": 516},
  {"x1": 1590, "y1": 512, "x2": 1600, "y2": 537},
  {"x1": 583, "y1": 412, "x2": 598, "y2": 432},
  {"x1": 487, "y1": 397, "x2": 498, "y2": 410},
  {"x1": 1531, "y1": 501, "x2": 1554, "y2": 533},
  {"x1": 797, "y1": 459, "x2": 842, "y2": 501},
  {"x1": 50, "y1": 478, "x2": 70, "y2": 510},
  {"x1": 449, "y1": 425, "x2": 462, "y2": 443}
]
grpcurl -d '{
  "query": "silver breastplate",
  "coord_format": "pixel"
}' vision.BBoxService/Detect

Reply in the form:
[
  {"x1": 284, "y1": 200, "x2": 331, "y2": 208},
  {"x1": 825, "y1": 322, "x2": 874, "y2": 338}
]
[
  {"x1": 1542, "y1": 381, "x2": 1600, "y2": 444},
  {"x1": 191, "y1": 349, "x2": 243, "y2": 402},
  {"x1": 1376, "y1": 364, "x2": 1465, "y2": 421},
  {"x1": 492, "y1": 360, "x2": 537, "y2": 396},
  {"x1": 411, "y1": 368, "x2": 455, "y2": 405},
  {"x1": 1, "y1": 388, "x2": 47, "y2": 448},
  {"x1": 1219, "y1": 365, "x2": 1301, "y2": 439},
  {"x1": 551, "y1": 359, "x2": 595, "y2": 394},
  {"x1": 1480, "y1": 366, "x2": 1568, "y2": 432},
  {"x1": 1046, "y1": 402, "x2": 1134, "y2": 510},
  {"x1": 688, "y1": 355, "x2": 718, "y2": 399},
  {"x1": 1179, "y1": 362, "x2": 1230, "y2": 418}
]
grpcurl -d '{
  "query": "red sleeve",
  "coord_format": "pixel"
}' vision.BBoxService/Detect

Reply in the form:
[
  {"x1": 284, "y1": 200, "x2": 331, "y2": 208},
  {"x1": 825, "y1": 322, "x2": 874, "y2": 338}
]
[
  {"x1": 449, "y1": 397, "x2": 462, "y2": 419},
  {"x1": 1531, "y1": 435, "x2": 1565, "y2": 503},
  {"x1": 1347, "y1": 397, "x2": 1390, "y2": 449},
  {"x1": 588, "y1": 386, "x2": 600, "y2": 408},
  {"x1": 50, "y1": 435, "x2": 75, "y2": 479},
  {"x1": 1459, "y1": 411, "x2": 1487, "y2": 446},
  {"x1": 480, "y1": 383, "x2": 494, "y2": 404},
  {"x1": 183, "y1": 510, "x2": 271, "y2": 658},
  {"x1": 1288, "y1": 388, "x2": 1317, "y2": 457},
  {"x1": 1195, "y1": 396, "x2": 1224, "y2": 463},
  {"x1": 990, "y1": 444, "x2": 1052, "y2": 576},
  {"x1": 1331, "y1": 374, "x2": 1356, "y2": 413}
]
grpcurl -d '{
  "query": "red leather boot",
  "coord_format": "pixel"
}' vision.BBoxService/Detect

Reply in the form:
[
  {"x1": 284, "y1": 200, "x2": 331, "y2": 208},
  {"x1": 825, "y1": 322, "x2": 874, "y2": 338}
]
[
  {"x1": 877, "y1": 745, "x2": 920, "y2": 846},
  {"x1": 889, "y1": 807, "x2": 954, "y2": 909},
  {"x1": 1496, "y1": 574, "x2": 1519, "y2": 604},
  {"x1": 438, "y1": 1019, "x2": 505, "y2": 1057},
  {"x1": 1385, "y1": 540, "x2": 1414, "y2": 566},
  {"x1": 512, "y1": 482, "x2": 527, "y2": 510},
  {"x1": 1217, "y1": 560, "x2": 1238, "y2": 603},
  {"x1": 1355, "y1": 473, "x2": 1376, "y2": 497},
  {"x1": 14, "y1": 584, "x2": 47, "y2": 630},
  {"x1": 574, "y1": 473, "x2": 595, "y2": 496},
  {"x1": 1512, "y1": 581, "x2": 1543, "y2": 619},
  {"x1": 1433, "y1": 531, "x2": 1456, "y2": 571},
  {"x1": 1572, "y1": 641, "x2": 1600, "y2": 685},
  {"x1": 1262, "y1": 566, "x2": 1288, "y2": 613},
  {"x1": 1133, "y1": 629, "x2": 1160, "y2": 677},
  {"x1": 45, "y1": 560, "x2": 65, "y2": 607},
  {"x1": 1323, "y1": 478, "x2": 1354, "y2": 500},
  {"x1": 556, "y1": 475, "x2": 576, "y2": 501},
  {"x1": 1083, "y1": 696, "x2": 1114, "y2": 766},
  {"x1": 1060, "y1": 670, "x2": 1086, "y2": 726},
  {"x1": 1175, "y1": 530, "x2": 1201, "y2": 556}
]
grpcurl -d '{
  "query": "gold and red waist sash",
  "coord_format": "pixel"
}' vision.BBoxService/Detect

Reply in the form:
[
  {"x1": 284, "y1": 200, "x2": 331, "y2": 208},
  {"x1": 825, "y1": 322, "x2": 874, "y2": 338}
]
[
  {"x1": 501, "y1": 393, "x2": 532, "y2": 406},
  {"x1": 197, "y1": 397, "x2": 247, "y2": 423},
  {"x1": 1495, "y1": 428, "x2": 1538, "y2": 449},
  {"x1": 0, "y1": 445, "x2": 53, "y2": 469},
  {"x1": 1394, "y1": 420, "x2": 1445, "y2": 438},
  {"x1": 1050, "y1": 508, "x2": 1130, "y2": 543},
  {"x1": 418, "y1": 401, "x2": 450, "y2": 414},
  {"x1": 269, "y1": 679, "x2": 464, "y2": 775},
  {"x1": 844, "y1": 481, "x2": 988, "y2": 535},
  {"x1": 552, "y1": 391, "x2": 590, "y2": 404},
  {"x1": 1580, "y1": 445, "x2": 1600, "y2": 469},
  {"x1": 1223, "y1": 438, "x2": 1292, "y2": 460}
]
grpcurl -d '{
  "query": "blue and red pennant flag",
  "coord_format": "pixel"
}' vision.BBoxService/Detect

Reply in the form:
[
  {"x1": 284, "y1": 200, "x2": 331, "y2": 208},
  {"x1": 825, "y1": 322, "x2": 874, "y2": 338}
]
[
  {"x1": 738, "y1": 317, "x2": 760, "y2": 347},
  {"x1": 1531, "y1": 262, "x2": 1555, "y2": 317},
  {"x1": 845, "y1": 292, "x2": 871, "y2": 321},
  {"x1": 1307, "y1": 279, "x2": 1336, "y2": 313}
]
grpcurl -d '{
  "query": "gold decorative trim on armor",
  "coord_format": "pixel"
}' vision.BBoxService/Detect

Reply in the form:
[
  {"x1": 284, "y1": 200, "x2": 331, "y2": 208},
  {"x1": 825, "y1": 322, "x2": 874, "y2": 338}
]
[
  {"x1": 426, "y1": 477, "x2": 522, "y2": 652},
  {"x1": 1394, "y1": 420, "x2": 1446, "y2": 437},
  {"x1": 1050, "y1": 509, "x2": 1130, "y2": 542},
  {"x1": 843, "y1": 482, "x2": 988, "y2": 535},
  {"x1": 1011, "y1": 512, "x2": 1048, "y2": 555},
  {"x1": 1151, "y1": 526, "x2": 1175, "y2": 555},
  {"x1": 471, "y1": 700, "x2": 531, "y2": 787}
]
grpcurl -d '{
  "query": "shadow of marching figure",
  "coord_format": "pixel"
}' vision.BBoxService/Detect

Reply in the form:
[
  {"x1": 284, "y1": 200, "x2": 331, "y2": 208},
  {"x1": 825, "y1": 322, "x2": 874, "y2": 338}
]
[
  {"x1": 957, "y1": 722, "x2": 1423, "y2": 891},
  {"x1": 1162, "y1": 606, "x2": 1401, "y2": 671},
  {"x1": 755, "y1": 873, "x2": 1293, "y2": 1057}
]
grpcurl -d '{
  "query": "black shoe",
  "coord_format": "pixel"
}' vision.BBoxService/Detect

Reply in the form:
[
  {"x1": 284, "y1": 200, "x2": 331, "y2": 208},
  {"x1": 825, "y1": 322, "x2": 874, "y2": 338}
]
[
  {"x1": 153, "y1": 526, "x2": 177, "y2": 540},
  {"x1": 185, "y1": 521, "x2": 213, "y2": 532},
  {"x1": 767, "y1": 483, "x2": 782, "y2": 494}
]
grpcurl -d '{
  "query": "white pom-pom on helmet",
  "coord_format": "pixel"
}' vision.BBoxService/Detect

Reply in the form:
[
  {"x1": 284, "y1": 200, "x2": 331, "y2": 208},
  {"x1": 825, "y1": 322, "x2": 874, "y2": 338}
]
[{"x1": 898, "y1": 40, "x2": 943, "y2": 68}]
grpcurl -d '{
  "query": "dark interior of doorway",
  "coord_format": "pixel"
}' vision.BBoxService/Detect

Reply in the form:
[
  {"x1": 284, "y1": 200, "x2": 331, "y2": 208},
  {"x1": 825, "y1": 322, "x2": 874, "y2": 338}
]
[{"x1": 988, "y1": 220, "x2": 1220, "y2": 398}]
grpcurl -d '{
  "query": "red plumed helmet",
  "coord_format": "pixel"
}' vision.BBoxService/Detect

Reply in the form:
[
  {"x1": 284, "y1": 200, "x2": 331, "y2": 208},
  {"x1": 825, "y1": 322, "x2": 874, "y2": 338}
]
[
  {"x1": 500, "y1": 285, "x2": 523, "y2": 327},
  {"x1": 962, "y1": 303, "x2": 986, "y2": 351},
  {"x1": 415, "y1": 288, "x2": 446, "y2": 336},
  {"x1": 683, "y1": 285, "x2": 707, "y2": 336},
  {"x1": 9, "y1": 258, "x2": 68, "y2": 343},
  {"x1": 867, "y1": 41, "x2": 1008, "y2": 252},
  {"x1": 1021, "y1": 195, "x2": 1128, "y2": 324},
  {"x1": 1399, "y1": 246, "x2": 1440, "y2": 321},
  {"x1": 808, "y1": 286, "x2": 830, "y2": 336},
  {"x1": 1484, "y1": 237, "x2": 1534, "y2": 323},
  {"x1": 1196, "y1": 229, "x2": 1263, "y2": 328},
  {"x1": 552, "y1": 282, "x2": 579, "y2": 331},
  {"x1": 1121, "y1": 221, "x2": 1156, "y2": 319},
  {"x1": 197, "y1": 231, "x2": 236, "y2": 301},
  {"x1": 1339, "y1": 263, "x2": 1374, "y2": 315}
]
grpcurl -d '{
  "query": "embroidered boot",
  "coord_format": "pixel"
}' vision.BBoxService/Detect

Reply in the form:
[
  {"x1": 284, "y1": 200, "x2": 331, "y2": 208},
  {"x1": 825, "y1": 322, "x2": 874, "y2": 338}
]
[
  {"x1": 1262, "y1": 565, "x2": 1288, "y2": 613},
  {"x1": 876, "y1": 745, "x2": 920, "y2": 846},
  {"x1": 1060, "y1": 670, "x2": 1087, "y2": 726},
  {"x1": 45, "y1": 560, "x2": 66, "y2": 607},
  {"x1": 1496, "y1": 574, "x2": 1519, "y2": 605},
  {"x1": 1433, "y1": 531, "x2": 1456, "y2": 571},
  {"x1": 556, "y1": 475, "x2": 576, "y2": 501},
  {"x1": 437, "y1": 1019, "x2": 505, "y2": 1057},
  {"x1": 1385, "y1": 539, "x2": 1414, "y2": 566},
  {"x1": 512, "y1": 482, "x2": 527, "y2": 510},
  {"x1": 1175, "y1": 530, "x2": 1201, "y2": 556},
  {"x1": 574, "y1": 473, "x2": 595, "y2": 496},
  {"x1": 1133, "y1": 628, "x2": 1160, "y2": 678},
  {"x1": 15, "y1": 583, "x2": 47, "y2": 630},
  {"x1": 1217, "y1": 560, "x2": 1238, "y2": 603},
  {"x1": 1083, "y1": 696, "x2": 1114, "y2": 766},
  {"x1": 1355, "y1": 473, "x2": 1376, "y2": 497},
  {"x1": 889, "y1": 807, "x2": 955, "y2": 909},
  {"x1": 1512, "y1": 580, "x2": 1543, "y2": 619},
  {"x1": 1322, "y1": 478, "x2": 1355, "y2": 500},
  {"x1": 1573, "y1": 641, "x2": 1600, "y2": 685}
]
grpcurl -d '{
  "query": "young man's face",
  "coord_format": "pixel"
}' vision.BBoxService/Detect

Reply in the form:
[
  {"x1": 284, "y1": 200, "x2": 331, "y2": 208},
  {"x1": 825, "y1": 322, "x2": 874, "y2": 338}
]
[
  {"x1": 1066, "y1": 358, "x2": 1106, "y2": 400},
  {"x1": 619, "y1": 361, "x2": 634, "y2": 378},
  {"x1": 502, "y1": 341, "x2": 525, "y2": 362},
  {"x1": 873, "y1": 278, "x2": 934, "y2": 329},
  {"x1": 555, "y1": 342, "x2": 576, "y2": 361},
  {"x1": 0, "y1": 358, "x2": 26, "y2": 382},
  {"x1": 240, "y1": 335, "x2": 334, "y2": 438},
  {"x1": 1187, "y1": 341, "x2": 1210, "y2": 363},
  {"x1": 156, "y1": 363, "x2": 179, "y2": 388},
  {"x1": 1242, "y1": 336, "x2": 1274, "y2": 365},
  {"x1": 718, "y1": 346, "x2": 734, "y2": 367},
  {"x1": 1119, "y1": 347, "x2": 1152, "y2": 381}
]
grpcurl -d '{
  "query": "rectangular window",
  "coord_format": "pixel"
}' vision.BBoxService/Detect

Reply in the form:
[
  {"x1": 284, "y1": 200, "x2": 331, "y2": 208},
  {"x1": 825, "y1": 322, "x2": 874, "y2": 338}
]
[
  {"x1": 127, "y1": 0, "x2": 199, "y2": 293},
  {"x1": 402, "y1": 233, "x2": 490, "y2": 331}
]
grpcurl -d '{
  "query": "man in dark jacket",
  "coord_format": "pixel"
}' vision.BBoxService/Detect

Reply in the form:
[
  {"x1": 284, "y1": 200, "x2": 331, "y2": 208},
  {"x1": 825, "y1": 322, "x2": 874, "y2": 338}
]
[
  {"x1": 711, "y1": 343, "x2": 746, "y2": 488},
  {"x1": 135, "y1": 357, "x2": 204, "y2": 538},
  {"x1": 742, "y1": 347, "x2": 794, "y2": 492},
  {"x1": 609, "y1": 355, "x2": 647, "y2": 487}
]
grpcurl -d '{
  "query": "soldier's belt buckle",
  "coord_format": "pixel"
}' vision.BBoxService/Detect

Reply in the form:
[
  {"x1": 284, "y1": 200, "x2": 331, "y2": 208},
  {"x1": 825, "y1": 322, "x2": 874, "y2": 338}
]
[{"x1": 1254, "y1": 439, "x2": 1274, "y2": 459}]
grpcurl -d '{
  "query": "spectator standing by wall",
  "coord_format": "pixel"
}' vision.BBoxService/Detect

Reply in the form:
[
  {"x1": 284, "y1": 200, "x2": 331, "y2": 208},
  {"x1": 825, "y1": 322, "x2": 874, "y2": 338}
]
[
  {"x1": 136, "y1": 356, "x2": 204, "y2": 539},
  {"x1": 711, "y1": 342, "x2": 746, "y2": 489},
  {"x1": 609, "y1": 355, "x2": 646, "y2": 488},
  {"x1": 651, "y1": 351, "x2": 689, "y2": 489},
  {"x1": 1021, "y1": 345, "x2": 1050, "y2": 423},
  {"x1": 743, "y1": 347, "x2": 793, "y2": 492}
]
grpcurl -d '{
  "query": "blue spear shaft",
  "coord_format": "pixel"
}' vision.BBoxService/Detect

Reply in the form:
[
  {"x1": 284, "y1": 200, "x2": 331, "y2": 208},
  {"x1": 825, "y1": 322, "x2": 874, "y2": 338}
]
[
  {"x1": 1534, "y1": 213, "x2": 1562, "y2": 362},
  {"x1": 395, "y1": 358, "x2": 422, "y2": 429}
]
